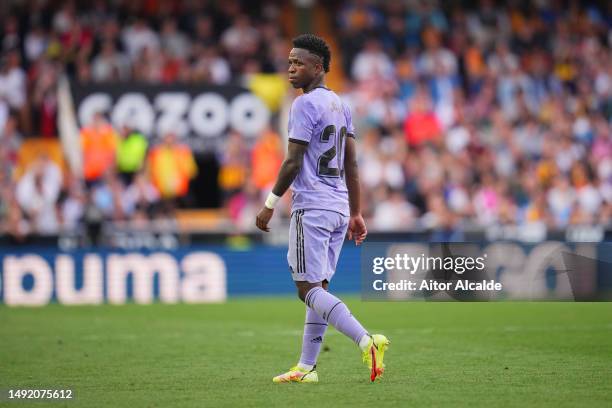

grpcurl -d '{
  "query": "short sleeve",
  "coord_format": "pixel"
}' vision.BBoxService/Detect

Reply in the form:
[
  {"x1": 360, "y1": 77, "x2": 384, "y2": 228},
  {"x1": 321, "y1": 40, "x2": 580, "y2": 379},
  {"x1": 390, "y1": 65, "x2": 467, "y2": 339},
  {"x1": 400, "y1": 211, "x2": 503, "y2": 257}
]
[
  {"x1": 288, "y1": 96, "x2": 317, "y2": 145},
  {"x1": 343, "y1": 103, "x2": 355, "y2": 138}
]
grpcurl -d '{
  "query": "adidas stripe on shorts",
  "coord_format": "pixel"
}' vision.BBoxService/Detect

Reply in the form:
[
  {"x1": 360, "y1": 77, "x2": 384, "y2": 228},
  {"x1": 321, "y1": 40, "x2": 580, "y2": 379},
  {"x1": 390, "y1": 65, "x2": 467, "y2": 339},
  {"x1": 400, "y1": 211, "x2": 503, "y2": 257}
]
[{"x1": 287, "y1": 208, "x2": 349, "y2": 283}]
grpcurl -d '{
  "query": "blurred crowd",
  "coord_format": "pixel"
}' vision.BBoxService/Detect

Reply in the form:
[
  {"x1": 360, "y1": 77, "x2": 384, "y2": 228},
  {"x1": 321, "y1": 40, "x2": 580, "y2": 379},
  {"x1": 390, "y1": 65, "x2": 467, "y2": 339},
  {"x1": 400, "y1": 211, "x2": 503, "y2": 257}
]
[
  {"x1": 0, "y1": 0, "x2": 290, "y2": 135},
  {"x1": 1, "y1": 116, "x2": 199, "y2": 241},
  {"x1": 0, "y1": 0, "x2": 610, "y2": 239},
  {"x1": 0, "y1": 0, "x2": 289, "y2": 239},
  {"x1": 337, "y1": 0, "x2": 611, "y2": 235}
]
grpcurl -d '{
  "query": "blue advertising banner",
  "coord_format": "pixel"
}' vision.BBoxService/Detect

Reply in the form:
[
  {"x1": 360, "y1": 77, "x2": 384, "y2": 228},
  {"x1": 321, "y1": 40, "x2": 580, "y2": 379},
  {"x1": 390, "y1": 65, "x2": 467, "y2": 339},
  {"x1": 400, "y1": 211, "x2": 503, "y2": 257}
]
[
  {"x1": 1, "y1": 242, "x2": 610, "y2": 306},
  {"x1": 0, "y1": 245, "x2": 361, "y2": 306}
]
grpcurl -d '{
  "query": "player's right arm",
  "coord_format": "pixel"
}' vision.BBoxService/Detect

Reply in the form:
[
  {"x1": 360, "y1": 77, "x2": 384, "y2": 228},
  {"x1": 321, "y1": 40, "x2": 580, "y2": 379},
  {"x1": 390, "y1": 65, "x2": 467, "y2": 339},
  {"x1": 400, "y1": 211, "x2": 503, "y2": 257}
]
[
  {"x1": 255, "y1": 141, "x2": 307, "y2": 232},
  {"x1": 270, "y1": 141, "x2": 308, "y2": 197},
  {"x1": 344, "y1": 136, "x2": 367, "y2": 245}
]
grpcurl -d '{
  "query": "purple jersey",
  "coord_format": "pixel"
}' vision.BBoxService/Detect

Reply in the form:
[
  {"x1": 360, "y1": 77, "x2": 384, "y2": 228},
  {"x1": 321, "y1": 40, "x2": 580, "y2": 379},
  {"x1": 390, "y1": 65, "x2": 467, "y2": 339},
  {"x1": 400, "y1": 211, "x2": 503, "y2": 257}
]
[{"x1": 288, "y1": 87, "x2": 355, "y2": 216}]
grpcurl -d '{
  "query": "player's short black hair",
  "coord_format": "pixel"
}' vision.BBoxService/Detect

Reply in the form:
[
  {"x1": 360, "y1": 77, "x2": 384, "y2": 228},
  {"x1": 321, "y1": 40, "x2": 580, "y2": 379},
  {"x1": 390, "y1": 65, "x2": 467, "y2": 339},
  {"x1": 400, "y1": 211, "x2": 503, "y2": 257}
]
[{"x1": 292, "y1": 34, "x2": 331, "y2": 73}]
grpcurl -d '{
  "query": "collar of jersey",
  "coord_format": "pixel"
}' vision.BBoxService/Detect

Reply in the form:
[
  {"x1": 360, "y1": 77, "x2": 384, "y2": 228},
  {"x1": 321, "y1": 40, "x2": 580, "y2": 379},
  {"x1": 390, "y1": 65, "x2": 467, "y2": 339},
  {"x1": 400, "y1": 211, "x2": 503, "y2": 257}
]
[{"x1": 304, "y1": 86, "x2": 330, "y2": 94}]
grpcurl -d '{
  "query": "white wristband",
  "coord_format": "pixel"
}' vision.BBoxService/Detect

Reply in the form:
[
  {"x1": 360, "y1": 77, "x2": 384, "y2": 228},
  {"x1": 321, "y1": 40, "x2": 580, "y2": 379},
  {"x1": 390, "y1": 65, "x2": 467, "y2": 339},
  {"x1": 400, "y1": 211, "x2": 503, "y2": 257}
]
[{"x1": 264, "y1": 192, "x2": 281, "y2": 209}]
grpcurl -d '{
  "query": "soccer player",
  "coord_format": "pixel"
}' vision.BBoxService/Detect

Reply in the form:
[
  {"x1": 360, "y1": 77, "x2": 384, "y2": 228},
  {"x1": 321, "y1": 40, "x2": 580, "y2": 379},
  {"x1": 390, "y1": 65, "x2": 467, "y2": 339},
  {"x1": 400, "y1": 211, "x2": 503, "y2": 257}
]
[{"x1": 255, "y1": 34, "x2": 389, "y2": 383}]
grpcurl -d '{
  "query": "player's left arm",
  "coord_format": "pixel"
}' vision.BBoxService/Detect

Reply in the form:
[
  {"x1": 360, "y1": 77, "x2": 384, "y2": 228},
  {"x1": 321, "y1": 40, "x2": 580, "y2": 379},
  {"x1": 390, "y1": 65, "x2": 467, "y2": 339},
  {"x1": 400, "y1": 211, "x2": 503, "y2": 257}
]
[{"x1": 255, "y1": 141, "x2": 307, "y2": 232}]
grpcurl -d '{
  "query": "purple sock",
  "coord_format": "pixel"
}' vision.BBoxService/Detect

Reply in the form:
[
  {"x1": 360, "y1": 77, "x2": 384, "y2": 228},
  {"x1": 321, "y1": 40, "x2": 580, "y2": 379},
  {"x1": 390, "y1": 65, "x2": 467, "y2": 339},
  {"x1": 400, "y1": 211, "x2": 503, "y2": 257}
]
[
  {"x1": 298, "y1": 307, "x2": 328, "y2": 367},
  {"x1": 305, "y1": 287, "x2": 368, "y2": 345}
]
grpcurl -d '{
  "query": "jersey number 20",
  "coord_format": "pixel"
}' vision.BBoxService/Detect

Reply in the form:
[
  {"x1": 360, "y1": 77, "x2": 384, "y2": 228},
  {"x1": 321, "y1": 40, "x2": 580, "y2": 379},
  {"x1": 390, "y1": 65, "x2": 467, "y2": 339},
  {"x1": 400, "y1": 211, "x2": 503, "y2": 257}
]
[{"x1": 317, "y1": 125, "x2": 347, "y2": 177}]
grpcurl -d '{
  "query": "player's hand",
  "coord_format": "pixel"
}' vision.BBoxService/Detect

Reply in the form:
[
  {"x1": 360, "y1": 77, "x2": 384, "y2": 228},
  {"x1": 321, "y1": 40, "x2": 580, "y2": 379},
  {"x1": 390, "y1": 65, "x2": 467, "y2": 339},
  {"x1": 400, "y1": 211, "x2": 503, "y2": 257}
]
[
  {"x1": 347, "y1": 214, "x2": 367, "y2": 245},
  {"x1": 255, "y1": 207, "x2": 274, "y2": 232}
]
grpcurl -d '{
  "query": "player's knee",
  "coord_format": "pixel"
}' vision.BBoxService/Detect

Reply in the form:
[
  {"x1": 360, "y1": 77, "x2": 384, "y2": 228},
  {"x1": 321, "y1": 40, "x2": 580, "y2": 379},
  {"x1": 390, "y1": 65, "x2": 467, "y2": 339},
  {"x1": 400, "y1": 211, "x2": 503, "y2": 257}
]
[
  {"x1": 295, "y1": 282, "x2": 319, "y2": 303},
  {"x1": 298, "y1": 286, "x2": 314, "y2": 302}
]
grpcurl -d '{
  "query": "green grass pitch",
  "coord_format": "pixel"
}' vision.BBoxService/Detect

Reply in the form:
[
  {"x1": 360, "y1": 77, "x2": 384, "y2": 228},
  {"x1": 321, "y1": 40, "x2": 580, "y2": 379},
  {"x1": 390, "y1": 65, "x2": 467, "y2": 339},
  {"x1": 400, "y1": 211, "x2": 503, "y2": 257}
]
[{"x1": 1, "y1": 299, "x2": 611, "y2": 407}]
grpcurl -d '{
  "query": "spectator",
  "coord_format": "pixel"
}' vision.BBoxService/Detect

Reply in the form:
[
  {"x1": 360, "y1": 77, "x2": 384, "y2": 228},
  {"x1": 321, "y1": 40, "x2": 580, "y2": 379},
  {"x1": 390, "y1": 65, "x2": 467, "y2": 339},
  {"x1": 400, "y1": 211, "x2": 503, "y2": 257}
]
[
  {"x1": 472, "y1": 173, "x2": 501, "y2": 226},
  {"x1": 91, "y1": 41, "x2": 131, "y2": 82},
  {"x1": 218, "y1": 131, "x2": 249, "y2": 197},
  {"x1": 424, "y1": 197, "x2": 462, "y2": 241},
  {"x1": 418, "y1": 27, "x2": 458, "y2": 79},
  {"x1": 221, "y1": 15, "x2": 260, "y2": 58},
  {"x1": 192, "y1": 15, "x2": 216, "y2": 47},
  {"x1": 24, "y1": 25, "x2": 48, "y2": 63},
  {"x1": 132, "y1": 46, "x2": 164, "y2": 82},
  {"x1": 403, "y1": 90, "x2": 442, "y2": 147},
  {"x1": 0, "y1": 114, "x2": 22, "y2": 173},
  {"x1": 190, "y1": 45, "x2": 231, "y2": 84},
  {"x1": 351, "y1": 38, "x2": 395, "y2": 82},
  {"x1": 80, "y1": 112, "x2": 119, "y2": 184},
  {"x1": 148, "y1": 131, "x2": 197, "y2": 201},
  {"x1": 60, "y1": 175, "x2": 87, "y2": 231},
  {"x1": 4, "y1": 192, "x2": 30, "y2": 242},
  {"x1": 547, "y1": 176, "x2": 575, "y2": 228},
  {"x1": 2, "y1": 15, "x2": 21, "y2": 52},
  {"x1": 372, "y1": 187, "x2": 417, "y2": 231},
  {"x1": 15, "y1": 155, "x2": 62, "y2": 234},
  {"x1": 121, "y1": 19, "x2": 160, "y2": 62},
  {"x1": 91, "y1": 170, "x2": 125, "y2": 221},
  {"x1": 250, "y1": 128, "x2": 283, "y2": 190},
  {"x1": 122, "y1": 172, "x2": 159, "y2": 220},
  {"x1": 0, "y1": 50, "x2": 26, "y2": 112},
  {"x1": 52, "y1": 2, "x2": 76, "y2": 35},
  {"x1": 227, "y1": 180, "x2": 261, "y2": 231},
  {"x1": 160, "y1": 18, "x2": 190, "y2": 60},
  {"x1": 116, "y1": 125, "x2": 148, "y2": 184}
]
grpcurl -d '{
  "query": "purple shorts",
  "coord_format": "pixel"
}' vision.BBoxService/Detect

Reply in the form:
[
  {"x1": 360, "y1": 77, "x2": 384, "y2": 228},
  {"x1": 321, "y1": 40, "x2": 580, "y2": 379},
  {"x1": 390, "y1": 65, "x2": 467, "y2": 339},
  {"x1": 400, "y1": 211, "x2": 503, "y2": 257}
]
[{"x1": 287, "y1": 209, "x2": 349, "y2": 283}]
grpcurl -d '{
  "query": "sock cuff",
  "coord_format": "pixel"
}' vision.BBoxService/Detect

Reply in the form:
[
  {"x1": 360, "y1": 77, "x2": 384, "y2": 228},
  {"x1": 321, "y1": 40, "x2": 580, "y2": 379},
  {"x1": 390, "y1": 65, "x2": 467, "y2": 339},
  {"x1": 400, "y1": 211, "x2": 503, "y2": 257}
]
[
  {"x1": 358, "y1": 333, "x2": 372, "y2": 350},
  {"x1": 297, "y1": 362, "x2": 315, "y2": 371},
  {"x1": 304, "y1": 286, "x2": 324, "y2": 308}
]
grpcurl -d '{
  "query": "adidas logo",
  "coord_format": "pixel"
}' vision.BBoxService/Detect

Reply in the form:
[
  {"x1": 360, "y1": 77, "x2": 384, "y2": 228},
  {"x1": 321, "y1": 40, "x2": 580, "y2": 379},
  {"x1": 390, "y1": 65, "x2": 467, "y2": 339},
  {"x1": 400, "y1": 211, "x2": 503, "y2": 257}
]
[{"x1": 311, "y1": 336, "x2": 323, "y2": 344}]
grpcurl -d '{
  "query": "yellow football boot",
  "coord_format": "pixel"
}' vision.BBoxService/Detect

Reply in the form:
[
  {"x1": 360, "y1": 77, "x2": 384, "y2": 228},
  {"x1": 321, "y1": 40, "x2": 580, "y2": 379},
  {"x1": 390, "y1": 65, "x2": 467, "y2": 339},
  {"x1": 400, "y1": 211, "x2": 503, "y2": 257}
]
[
  {"x1": 361, "y1": 334, "x2": 390, "y2": 382},
  {"x1": 272, "y1": 365, "x2": 318, "y2": 383}
]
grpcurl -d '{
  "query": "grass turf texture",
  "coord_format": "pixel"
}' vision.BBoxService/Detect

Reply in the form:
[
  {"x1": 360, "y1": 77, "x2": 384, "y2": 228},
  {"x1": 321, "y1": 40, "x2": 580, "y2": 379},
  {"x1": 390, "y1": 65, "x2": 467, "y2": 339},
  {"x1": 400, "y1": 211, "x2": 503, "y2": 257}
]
[{"x1": 1, "y1": 299, "x2": 611, "y2": 407}]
